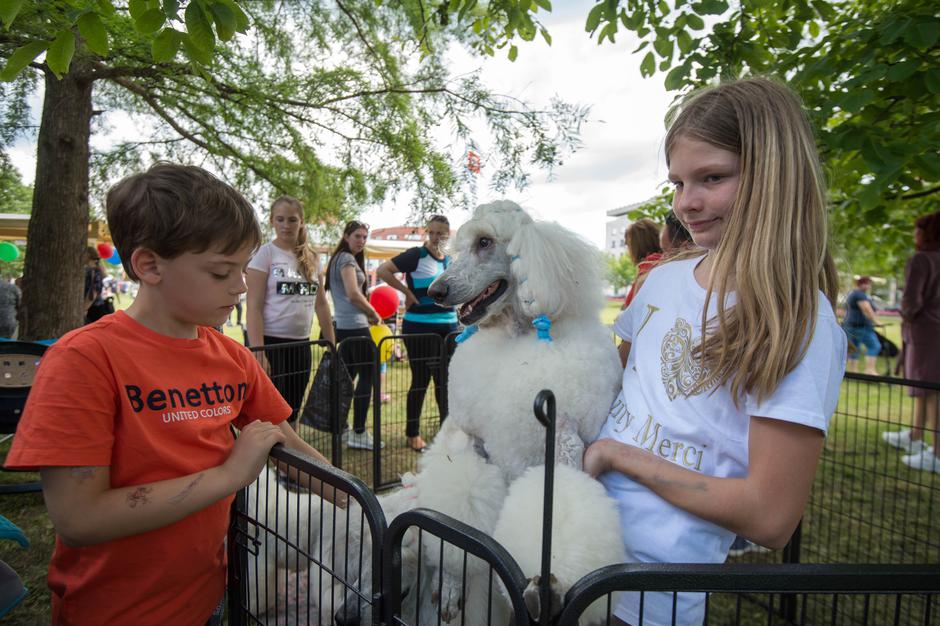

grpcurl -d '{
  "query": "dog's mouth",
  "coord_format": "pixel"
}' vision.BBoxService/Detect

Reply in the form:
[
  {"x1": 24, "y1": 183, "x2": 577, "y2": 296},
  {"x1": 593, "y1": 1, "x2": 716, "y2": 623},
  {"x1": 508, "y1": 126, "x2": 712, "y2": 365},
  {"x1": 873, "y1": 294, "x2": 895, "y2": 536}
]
[{"x1": 458, "y1": 279, "x2": 508, "y2": 325}]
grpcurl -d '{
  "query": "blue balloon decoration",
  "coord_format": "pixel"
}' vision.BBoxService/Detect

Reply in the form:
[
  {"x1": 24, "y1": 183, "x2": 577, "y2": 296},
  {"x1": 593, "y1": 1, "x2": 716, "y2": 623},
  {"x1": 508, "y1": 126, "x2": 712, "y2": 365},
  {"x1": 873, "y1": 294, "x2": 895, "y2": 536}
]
[{"x1": 106, "y1": 249, "x2": 121, "y2": 265}]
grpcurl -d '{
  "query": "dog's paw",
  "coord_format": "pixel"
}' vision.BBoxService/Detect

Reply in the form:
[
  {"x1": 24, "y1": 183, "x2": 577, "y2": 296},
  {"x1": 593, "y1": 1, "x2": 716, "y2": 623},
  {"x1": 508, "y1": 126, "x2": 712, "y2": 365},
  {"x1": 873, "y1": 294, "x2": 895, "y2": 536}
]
[
  {"x1": 431, "y1": 576, "x2": 465, "y2": 623},
  {"x1": 523, "y1": 573, "x2": 564, "y2": 623}
]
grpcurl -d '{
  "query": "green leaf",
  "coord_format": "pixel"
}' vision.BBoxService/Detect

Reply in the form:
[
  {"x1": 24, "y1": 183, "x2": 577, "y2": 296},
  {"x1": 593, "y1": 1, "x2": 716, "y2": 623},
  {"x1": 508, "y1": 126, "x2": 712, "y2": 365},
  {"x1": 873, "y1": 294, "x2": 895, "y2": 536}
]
[
  {"x1": 879, "y1": 17, "x2": 909, "y2": 45},
  {"x1": 686, "y1": 13, "x2": 704, "y2": 30},
  {"x1": 135, "y1": 8, "x2": 166, "y2": 33},
  {"x1": 691, "y1": 0, "x2": 727, "y2": 15},
  {"x1": 508, "y1": 44, "x2": 517, "y2": 61},
  {"x1": 926, "y1": 69, "x2": 940, "y2": 94},
  {"x1": 0, "y1": 0, "x2": 25, "y2": 29},
  {"x1": 652, "y1": 36, "x2": 673, "y2": 58},
  {"x1": 95, "y1": 0, "x2": 116, "y2": 16},
  {"x1": 534, "y1": 0, "x2": 552, "y2": 10},
  {"x1": 808, "y1": 20, "x2": 819, "y2": 38},
  {"x1": 209, "y1": 2, "x2": 237, "y2": 40},
  {"x1": 540, "y1": 27, "x2": 552, "y2": 45},
  {"x1": 886, "y1": 59, "x2": 919, "y2": 83},
  {"x1": 677, "y1": 30, "x2": 693, "y2": 53},
  {"x1": 181, "y1": 32, "x2": 213, "y2": 64},
  {"x1": 904, "y1": 19, "x2": 939, "y2": 50},
  {"x1": 128, "y1": 0, "x2": 148, "y2": 20},
  {"x1": 46, "y1": 29, "x2": 75, "y2": 79},
  {"x1": 151, "y1": 27, "x2": 180, "y2": 62},
  {"x1": 586, "y1": 3, "x2": 604, "y2": 32},
  {"x1": 640, "y1": 50, "x2": 655, "y2": 76},
  {"x1": 162, "y1": 0, "x2": 181, "y2": 20},
  {"x1": 77, "y1": 12, "x2": 109, "y2": 56},
  {"x1": 0, "y1": 40, "x2": 48, "y2": 81},
  {"x1": 858, "y1": 183, "x2": 880, "y2": 211},
  {"x1": 185, "y1": 2, "x2": 215, "y2": 52},
  {"x1": 664, "y1": 63, "x2": 689, "y2": 90},
  {"x1": 839, "y1": 89, "x2": 874, "y2": 113},
  {"x1": 215, "y1": 0, "x2": 249, "y2": 33},
  {"x1": 913, "y1": 154, "x2": 940, "y2": 180}
]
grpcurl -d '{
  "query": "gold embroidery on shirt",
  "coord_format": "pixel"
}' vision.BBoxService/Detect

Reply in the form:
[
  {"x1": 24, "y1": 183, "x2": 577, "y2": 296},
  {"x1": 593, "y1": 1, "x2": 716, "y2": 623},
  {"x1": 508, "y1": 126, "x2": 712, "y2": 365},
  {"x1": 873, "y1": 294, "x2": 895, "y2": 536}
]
[{"x1": 661, "y1": 318, "x2": 717, "y2": 400}]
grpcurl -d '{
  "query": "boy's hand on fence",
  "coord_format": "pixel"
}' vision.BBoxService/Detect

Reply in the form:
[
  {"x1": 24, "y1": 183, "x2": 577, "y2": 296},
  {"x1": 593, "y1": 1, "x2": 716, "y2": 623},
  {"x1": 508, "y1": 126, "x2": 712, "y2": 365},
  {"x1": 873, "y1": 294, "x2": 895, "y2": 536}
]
[{"x1": 225, "y1": 420, "x2": 286, "y2": 490}]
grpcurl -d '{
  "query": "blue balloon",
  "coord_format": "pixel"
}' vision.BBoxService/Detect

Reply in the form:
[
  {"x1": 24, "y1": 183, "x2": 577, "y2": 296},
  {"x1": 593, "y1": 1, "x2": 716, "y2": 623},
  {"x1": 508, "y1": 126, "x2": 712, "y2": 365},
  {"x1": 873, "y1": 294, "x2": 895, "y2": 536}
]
[{"x1": 106, "y1": 249, "x2": 121, "y2": 265}]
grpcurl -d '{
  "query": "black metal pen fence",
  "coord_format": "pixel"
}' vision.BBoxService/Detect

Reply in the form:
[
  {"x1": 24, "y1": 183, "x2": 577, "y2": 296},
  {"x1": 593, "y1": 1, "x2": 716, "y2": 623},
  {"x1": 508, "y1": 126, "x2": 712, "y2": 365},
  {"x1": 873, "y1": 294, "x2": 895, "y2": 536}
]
[
  {"x1": 248, "y1": 333, "x2": 455, "y2": 490},
  {"x1": 555, "y1": 563, "x2": 940, "y2": 626},
  {"x1": 227, "y1": 386, "x2": 940, "y2": 626},
  {"x1": 237, "y1": 340, "x2": 940, "y2": 624}
]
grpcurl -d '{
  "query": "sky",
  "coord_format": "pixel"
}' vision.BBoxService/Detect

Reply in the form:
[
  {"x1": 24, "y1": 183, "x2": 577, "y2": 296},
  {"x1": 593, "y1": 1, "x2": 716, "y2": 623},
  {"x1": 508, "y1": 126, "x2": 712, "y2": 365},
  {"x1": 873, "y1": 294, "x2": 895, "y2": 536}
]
[
  {"x1": 361, "y1": 3, "x2": 676, "y2": 248},
  {"x1": 6, "y1": 1, "x2": 675, "y2": 250}
]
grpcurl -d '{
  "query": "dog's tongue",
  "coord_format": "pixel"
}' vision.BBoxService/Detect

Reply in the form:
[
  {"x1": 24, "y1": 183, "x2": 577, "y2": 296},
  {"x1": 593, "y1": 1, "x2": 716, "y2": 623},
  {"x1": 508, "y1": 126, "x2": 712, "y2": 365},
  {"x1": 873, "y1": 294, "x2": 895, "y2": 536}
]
[{"x1": 458, "y1": 280, "x2": 500, "y2": 321}]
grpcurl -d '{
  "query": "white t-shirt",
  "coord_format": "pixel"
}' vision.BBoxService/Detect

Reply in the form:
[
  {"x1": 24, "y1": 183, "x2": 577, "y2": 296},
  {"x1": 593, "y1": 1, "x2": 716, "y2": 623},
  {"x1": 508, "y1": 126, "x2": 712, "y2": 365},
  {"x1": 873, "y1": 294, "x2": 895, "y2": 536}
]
[
  {"x1": 247, "y1": 242, "x2": 317, "y2": 339},
  {"x1": 597, "y1": 256, "x2": 846, "y2": 626}
]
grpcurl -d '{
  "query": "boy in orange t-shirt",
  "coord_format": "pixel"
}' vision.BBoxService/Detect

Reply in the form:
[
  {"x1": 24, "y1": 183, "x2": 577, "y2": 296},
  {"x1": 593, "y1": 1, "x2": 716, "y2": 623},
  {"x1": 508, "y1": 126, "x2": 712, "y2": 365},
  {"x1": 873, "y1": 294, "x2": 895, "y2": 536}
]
[{"x1": 5, "y1": 164, "x2": 332, "y2": 626}]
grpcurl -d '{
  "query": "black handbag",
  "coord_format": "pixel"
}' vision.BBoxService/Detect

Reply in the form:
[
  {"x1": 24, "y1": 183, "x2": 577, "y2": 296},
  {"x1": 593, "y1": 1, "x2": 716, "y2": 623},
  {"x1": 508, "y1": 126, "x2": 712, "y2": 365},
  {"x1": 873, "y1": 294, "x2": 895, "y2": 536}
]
[{"x1": 300, "y1": 351, "x2": 353, "y2": 432}]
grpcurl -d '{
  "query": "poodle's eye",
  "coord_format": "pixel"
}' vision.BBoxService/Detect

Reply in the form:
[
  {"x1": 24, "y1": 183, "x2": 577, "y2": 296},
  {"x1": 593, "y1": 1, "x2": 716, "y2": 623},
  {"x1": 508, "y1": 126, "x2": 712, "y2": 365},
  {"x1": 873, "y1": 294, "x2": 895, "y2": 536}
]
[{"x1": 478, "y1": 237, "x2": 492, "y2": 249}]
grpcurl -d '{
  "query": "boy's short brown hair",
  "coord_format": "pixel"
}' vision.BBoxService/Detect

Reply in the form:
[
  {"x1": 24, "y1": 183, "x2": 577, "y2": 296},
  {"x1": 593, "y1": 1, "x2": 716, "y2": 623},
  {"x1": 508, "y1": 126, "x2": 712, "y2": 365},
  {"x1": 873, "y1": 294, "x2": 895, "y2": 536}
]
[{"x1": 106, "y1": 163, "x2": 261, "y2": 280}]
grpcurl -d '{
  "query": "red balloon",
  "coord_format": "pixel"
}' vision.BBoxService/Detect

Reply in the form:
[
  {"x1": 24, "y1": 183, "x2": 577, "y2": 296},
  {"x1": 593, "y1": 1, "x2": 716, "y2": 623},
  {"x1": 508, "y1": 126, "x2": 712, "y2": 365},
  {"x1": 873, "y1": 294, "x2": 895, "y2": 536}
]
[
  {"x1": 370, "y1": 285, "x2": 399, "y2": 319},
  {"x1": 96, "y1": 242, "x2": 113, "y2": 259}
]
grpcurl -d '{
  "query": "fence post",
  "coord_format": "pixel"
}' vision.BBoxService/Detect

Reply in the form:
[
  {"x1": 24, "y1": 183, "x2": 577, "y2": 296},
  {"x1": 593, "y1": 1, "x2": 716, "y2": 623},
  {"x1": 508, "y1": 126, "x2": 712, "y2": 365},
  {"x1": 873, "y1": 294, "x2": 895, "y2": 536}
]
[
  {"x1": 373, "y1": 336, "x2": 382, "y2": 491},
  {"x1": 440, "y1": 333, "x2": 450, "y2": 422},
  {"x1": 778, "y1": 519, "x2": 803, "y2": 622},
  {"x1": 330, "y1": 342, "x2": 343, "y2": 468},
  {"x1": 226, "y1": 487, "x2": 247, "y2": 626},
  {"x1": 534, "y1": 390, "x2": 556, "y2": 626}
]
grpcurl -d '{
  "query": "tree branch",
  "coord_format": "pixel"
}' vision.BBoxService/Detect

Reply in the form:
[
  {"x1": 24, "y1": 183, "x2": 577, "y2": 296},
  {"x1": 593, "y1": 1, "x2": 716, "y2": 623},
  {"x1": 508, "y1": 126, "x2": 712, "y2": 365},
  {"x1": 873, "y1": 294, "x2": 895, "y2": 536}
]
[
  {"x1": 334, "y1": 0, "x2": 389, "y2": 84},
  {"x1": 902, "y1": 185, "x2": 940, "y2": 200},
  {"x1": 109, "y1": 76, "x2": 214, "y2": 153}
]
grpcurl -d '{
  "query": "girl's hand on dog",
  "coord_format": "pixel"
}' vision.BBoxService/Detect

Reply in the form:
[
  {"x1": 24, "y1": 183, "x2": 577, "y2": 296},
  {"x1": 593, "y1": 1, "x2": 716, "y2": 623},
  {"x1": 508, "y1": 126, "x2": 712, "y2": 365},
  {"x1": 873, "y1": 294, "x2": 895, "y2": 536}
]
[
  {"x1": 225, "y1": 420, "x2": 287, "y2": 490},
  {"x1": 583, "y1": 439, "x2": 617, "y2": 478}
]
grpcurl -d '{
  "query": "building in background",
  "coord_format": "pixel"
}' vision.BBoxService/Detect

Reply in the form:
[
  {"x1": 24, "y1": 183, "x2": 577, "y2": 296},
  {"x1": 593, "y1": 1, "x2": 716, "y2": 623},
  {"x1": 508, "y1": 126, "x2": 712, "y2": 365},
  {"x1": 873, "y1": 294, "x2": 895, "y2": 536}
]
[{"x1": 370, "y1": 226, "x2": 426, "y2": 242}]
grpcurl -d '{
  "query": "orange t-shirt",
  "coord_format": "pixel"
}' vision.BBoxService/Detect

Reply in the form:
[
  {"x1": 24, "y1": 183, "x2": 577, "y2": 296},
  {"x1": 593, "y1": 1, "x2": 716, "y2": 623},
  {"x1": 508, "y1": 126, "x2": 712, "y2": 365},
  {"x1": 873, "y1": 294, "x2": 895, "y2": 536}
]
[{"x1": 5, "y1": 311, "x2": 292, "y2": 626}]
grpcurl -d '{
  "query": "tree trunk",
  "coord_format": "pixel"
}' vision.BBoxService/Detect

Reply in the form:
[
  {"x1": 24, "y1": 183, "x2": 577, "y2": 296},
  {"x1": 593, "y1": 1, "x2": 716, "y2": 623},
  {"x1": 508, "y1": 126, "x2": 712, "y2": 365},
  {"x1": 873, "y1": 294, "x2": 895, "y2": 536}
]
[{"x1": 19, "y1": 62, "x2": 94, "y2": 340}]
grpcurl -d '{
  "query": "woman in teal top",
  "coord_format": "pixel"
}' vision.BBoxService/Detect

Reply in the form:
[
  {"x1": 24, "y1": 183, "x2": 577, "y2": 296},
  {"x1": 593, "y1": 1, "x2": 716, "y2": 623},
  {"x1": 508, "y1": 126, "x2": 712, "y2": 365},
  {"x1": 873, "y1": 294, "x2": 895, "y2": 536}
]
[{"x1": 376, "y1": 215, "x2": 457, "y2": 452}]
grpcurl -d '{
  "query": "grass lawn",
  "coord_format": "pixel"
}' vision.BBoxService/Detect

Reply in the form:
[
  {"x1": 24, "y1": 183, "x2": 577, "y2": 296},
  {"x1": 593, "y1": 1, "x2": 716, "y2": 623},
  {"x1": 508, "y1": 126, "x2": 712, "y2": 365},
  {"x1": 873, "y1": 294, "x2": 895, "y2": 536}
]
[{"x1": 0, "y1": 300, "x2": 929, "y2": 625}]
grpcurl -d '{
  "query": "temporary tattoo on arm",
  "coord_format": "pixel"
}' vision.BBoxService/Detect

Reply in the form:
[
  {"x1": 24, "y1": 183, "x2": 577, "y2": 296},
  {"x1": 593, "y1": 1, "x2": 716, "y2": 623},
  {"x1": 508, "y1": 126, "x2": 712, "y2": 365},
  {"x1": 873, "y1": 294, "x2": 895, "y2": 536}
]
[
  {"x1": 69, "y1": 467, "x2": 97, "y2": 482},
  {"x1": 168, "y1": 473, "x2": 205, "y2": 504},
  {"x1": 127, "y1": 486, "x2": 154, "y2": 508}
]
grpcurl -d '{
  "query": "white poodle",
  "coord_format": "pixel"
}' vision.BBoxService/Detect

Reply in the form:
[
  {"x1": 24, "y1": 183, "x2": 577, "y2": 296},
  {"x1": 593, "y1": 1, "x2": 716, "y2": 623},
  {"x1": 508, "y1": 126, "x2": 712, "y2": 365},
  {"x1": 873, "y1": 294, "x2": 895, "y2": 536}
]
[
  {"x1": 428, "y1": 200, "x2": 622, "y2": 482},
  {"x1": 244, "y1": 464, "x2": 321, "y2": 616},
  {"x1": 423, "y1": 200, "x2": 626, "y2": 622},
  {"x1": 493, "y1": 464, "x2": 626, "y2": 625}
]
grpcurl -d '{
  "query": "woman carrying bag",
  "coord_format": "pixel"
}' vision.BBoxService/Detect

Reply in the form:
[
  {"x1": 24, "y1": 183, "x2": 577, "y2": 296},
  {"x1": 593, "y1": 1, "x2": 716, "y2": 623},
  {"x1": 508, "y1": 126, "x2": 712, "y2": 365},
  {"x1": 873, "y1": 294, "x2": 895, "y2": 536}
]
[{"x1": 325, "y1": 221, "x2": 383, "y2": 450}]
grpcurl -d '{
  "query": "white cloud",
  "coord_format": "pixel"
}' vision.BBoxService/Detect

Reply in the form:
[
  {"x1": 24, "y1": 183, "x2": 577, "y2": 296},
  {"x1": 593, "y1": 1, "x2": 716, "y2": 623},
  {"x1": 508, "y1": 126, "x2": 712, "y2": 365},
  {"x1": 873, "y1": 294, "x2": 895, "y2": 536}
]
[{"x1": 364, "y1": 3, "x2": 674, "y2": 248}]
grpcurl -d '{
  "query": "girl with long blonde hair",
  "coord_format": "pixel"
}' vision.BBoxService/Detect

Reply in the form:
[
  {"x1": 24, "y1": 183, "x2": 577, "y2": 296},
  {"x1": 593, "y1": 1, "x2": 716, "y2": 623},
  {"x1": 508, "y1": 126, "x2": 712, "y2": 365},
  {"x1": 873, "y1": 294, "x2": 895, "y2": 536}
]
[
  {"x1": 584, "y1": 77, "x2": 846, "y2": 625},
  {"x1": 247, "y1": 196, "x2": 335, "y2": 426}
]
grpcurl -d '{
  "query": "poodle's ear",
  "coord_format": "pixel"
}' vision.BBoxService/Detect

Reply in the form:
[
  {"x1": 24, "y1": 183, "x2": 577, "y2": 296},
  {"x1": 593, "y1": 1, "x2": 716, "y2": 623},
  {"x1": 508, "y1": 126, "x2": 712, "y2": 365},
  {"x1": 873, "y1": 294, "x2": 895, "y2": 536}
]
[{"x1": 507, "y1": 219, "x2": 602, "y2": 321}]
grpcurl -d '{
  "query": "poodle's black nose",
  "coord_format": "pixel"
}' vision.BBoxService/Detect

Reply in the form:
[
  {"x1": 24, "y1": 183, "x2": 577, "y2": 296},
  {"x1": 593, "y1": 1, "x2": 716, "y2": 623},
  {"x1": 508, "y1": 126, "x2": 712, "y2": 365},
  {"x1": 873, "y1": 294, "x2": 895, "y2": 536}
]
[{"x1": 428, "y1": 280, "x2": 448, "y2": 303}]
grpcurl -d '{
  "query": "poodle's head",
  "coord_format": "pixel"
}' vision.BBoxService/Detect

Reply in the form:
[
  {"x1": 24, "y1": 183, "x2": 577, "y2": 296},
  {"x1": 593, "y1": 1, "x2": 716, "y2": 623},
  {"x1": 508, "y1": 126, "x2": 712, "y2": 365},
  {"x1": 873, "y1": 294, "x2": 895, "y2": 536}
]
[{"x1": 429, "y1": 200, "x2": 603, "y2": 330}]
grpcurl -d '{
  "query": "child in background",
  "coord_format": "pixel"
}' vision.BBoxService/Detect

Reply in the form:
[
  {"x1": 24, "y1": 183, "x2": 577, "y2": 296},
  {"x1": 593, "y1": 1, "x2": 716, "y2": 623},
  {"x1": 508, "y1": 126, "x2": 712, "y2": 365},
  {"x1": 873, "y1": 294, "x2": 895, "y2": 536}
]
[
  {"x1": 584, "y1": 78, "x2": 846, "y2": 625},
  {"x1": 5, "y1": 163, "x2": 333, "y2": 626}
]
